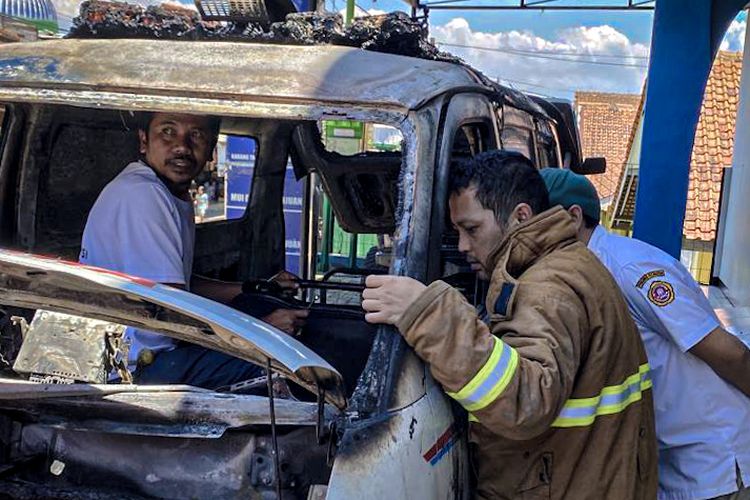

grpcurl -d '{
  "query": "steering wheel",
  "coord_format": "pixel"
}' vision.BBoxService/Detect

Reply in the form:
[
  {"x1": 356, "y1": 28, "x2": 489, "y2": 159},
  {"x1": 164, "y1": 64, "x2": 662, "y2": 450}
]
[
  {"x1": 231, "y1": 278, "x2": 362, "y2": 317},
  {"x1": 322, "y1": 267, "x2": 387, "y2": 282},
  {"x1": 313, "y1": 267, "x2": 388, "y2": 304},
  {"x1": 234, "y1": 266, "x2": 392, "y2": 314}
]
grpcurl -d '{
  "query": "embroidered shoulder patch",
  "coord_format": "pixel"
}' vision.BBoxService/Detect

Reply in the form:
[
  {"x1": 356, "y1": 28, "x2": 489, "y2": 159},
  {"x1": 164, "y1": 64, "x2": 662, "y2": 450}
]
[
  {"x1": 648, "y1": 280, "x2": 675, "y2": 307},
  {"x1": 636, "y1": 269, "x2": 665, "y2": 289}
]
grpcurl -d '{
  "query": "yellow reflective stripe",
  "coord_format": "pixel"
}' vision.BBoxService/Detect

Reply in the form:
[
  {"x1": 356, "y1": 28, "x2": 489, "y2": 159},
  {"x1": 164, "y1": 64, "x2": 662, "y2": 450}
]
[
  {"x1": 447, "y1": 338, "x2": 504, "y2": 402},
  {"x1": 446, "y1": 337, "x2": 519, "y2": 413},
  {"x1": 639, "y1": 363, "x2": 653, "y2": 391},
  {"x1": 551, "y1": 363, "x2": 652, "y2": 428},
  {"x1": 561, "y1": 371, "x2": 643, "y2": 408},
  {"x1": 465, "y1": 348, "x2": 518, "y2": 412},
  {"x1": 468, "y1": 413, "x2": 479, "y2": 423},
  {"x1": 551, "y1": 393, "x2": 646, "y2": 427}
]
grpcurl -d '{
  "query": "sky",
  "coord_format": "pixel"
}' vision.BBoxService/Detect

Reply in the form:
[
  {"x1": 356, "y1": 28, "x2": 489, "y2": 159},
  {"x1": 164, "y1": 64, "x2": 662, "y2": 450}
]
[{"x1": 50, "y1": 0, "x2": 748, "y2": 99}]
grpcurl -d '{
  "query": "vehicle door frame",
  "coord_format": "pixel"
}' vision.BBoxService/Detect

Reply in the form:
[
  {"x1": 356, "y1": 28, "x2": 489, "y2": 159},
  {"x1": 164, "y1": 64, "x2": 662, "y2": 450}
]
[{"x1": 426, "y1": 92, "x2": 500, "y2": 283}]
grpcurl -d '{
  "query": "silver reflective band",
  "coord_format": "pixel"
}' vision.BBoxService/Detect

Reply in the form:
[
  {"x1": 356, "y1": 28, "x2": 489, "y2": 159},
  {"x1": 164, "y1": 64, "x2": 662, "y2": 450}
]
[
  {"x1": 447, "y1": 337, "x2": 519, "y2": 413},
  {"x1": 552, "y1": 364, "x2": 652, "y2": 428}
]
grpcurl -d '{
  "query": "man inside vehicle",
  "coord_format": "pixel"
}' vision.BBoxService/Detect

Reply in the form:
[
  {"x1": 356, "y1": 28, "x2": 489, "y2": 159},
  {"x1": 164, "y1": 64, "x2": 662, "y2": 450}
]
[
  {"x1": 362, "y1": 150, "x2": 657, "y2": 499},
  {"x1": 80, "y1": 111, "x2": 308, "y2": 388}
]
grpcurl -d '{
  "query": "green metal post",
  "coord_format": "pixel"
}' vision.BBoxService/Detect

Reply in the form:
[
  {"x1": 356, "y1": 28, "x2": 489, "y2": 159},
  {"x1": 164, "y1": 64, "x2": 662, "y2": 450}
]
[{"x1": 345, "y1": 0, "x2": 355, "y2": 26}]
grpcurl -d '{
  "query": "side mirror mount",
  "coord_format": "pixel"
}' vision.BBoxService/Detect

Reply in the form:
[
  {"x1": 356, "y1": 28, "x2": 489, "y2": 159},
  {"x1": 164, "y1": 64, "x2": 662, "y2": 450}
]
[{"x1": 572, "y1": 157, "x2": 607, "y2": 175}]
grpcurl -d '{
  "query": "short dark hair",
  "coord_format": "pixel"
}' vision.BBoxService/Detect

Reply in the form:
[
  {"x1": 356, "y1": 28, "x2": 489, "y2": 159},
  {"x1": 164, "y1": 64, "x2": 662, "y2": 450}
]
[
  {"x1": 136, "y1": 111, "x2": 155, "y2": 133},
  {"x1": 583, "y1": 214, "x2": 599, "y2": 229},
  {"x1": 449, "y1": 150, "x2": 550, "y2": 223},
  {"x1": 136, "y1": 112, "x2": 221, "y2": 147}
]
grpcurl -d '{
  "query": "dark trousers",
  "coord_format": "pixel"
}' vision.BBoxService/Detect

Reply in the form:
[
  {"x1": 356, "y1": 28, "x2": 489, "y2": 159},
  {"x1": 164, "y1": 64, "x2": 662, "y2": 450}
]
[{"x1": 135, "y1": 343, "x2": 265, "y2": 390}]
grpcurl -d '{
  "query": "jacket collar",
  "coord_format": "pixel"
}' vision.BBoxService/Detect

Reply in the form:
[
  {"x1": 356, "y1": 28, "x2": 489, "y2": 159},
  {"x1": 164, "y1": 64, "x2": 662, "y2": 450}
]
[{"x1": 485, "y1": 207, "x2": 578, "y2": 320}]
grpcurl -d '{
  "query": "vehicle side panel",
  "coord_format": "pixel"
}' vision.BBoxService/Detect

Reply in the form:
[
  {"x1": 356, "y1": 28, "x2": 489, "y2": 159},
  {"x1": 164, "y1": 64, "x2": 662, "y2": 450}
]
[{"x1": 327, "y1": 380, "x2": 469, "y2": 500}]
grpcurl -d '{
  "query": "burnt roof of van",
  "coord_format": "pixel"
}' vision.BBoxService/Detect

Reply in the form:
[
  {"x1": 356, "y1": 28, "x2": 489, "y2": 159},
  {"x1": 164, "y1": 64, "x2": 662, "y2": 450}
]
[
  {"x1": 67, "y1": 2, "x2": 460, "y2": 63},
  {"x1": 0, "y1": 3, "x2": 549, "y2": 117},
  {"x1": 0, "y1": 39, "x2": 482, "y2": 113},
  {"x1": 64, "y1": 1, "x2": 549, "y2": 117}
]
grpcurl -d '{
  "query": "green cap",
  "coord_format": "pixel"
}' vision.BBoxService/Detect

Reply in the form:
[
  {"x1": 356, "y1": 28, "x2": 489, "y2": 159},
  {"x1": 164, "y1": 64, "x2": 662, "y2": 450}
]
[{"x1": 539, "y1": 168, "x2": 601, "y2": 223}]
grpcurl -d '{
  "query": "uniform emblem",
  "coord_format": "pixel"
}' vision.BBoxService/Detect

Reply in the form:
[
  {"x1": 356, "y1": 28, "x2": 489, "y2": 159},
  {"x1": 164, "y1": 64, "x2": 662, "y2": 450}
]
[
  {"x1": 648, "y1": 280, "x2": 675, "y2": 307},
  {"x1": 637, "y1": 269, "x2": 665, "y2": 289}
]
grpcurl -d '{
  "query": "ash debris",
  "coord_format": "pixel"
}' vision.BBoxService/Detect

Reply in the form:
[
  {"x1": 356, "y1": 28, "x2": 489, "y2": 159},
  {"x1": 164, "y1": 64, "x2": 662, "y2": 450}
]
[
  {"x1": 68, "y1": 1, "x2": 462, "y2": 63},
  {"x1": 345, "y1": 12, "x2": 443, "y2": 59},
  {"x1": 69, "y1": 1, "x2": 204, "y2": 39},
  {"x1": 269, "y1": 10, "x2": 345, "y2": 43}
]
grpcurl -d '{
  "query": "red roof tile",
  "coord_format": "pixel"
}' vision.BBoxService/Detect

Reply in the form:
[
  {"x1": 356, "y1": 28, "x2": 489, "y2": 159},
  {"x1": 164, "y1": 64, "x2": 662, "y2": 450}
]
[
  {"x1": 609, "y1": 51, "x2": 742, "y2": 242},
  {"x1": 685, "y1": 50, "x2": 742, "y2": 241},
  {"x1": 575, "y1": 92, "x2": 642, "y2": 199}
]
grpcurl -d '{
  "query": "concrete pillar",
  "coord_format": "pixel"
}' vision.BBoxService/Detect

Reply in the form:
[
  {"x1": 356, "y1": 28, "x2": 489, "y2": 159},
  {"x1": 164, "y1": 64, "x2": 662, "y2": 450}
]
[{"x1": 718, "y1": 22, "x2": 750, "y2": 305}]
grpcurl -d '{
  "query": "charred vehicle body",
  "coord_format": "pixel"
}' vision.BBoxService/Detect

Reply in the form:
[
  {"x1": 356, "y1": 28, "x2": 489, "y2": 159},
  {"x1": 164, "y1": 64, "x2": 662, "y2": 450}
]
[{"x1": 0, "y1": 7, "x2": 601, "y2": 499}]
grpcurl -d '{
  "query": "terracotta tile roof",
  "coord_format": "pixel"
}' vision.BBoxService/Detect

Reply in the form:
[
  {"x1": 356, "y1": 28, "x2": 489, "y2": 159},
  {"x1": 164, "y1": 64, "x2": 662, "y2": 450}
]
[
  {"x1": 684, "y1": 51, "x2": 742, "y2": 241},
  {"x1": 608, "y1": 51, "x2": 742, "y2": 242},
  {"x1": 575, "y1": 91, "x2": 642, "y2": 200}
]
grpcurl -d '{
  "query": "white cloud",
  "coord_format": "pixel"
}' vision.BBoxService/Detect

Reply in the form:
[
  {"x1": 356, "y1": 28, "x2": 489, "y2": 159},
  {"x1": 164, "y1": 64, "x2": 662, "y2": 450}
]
[
  {"x1": 51, "y1": 0, "x2": 84, "y2": 18},
  {"x1": 431, "y1": 17, "x2": 649, "y2": 98},
  {"x1": 720, "y1": 17, "x2": 746, "y2": 52}
]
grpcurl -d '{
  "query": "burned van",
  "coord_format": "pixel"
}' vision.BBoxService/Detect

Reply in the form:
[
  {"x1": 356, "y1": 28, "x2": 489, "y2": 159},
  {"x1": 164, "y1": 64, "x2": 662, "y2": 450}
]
[{"x1": 0, "y1": 12, "x2": 598, "y2": 499}]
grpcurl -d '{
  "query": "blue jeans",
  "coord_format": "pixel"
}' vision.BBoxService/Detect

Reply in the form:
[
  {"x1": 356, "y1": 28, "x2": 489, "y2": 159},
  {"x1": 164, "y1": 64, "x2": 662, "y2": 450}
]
[{"x1": 135, "y1": 343, "x2": 265, "y2": 390}]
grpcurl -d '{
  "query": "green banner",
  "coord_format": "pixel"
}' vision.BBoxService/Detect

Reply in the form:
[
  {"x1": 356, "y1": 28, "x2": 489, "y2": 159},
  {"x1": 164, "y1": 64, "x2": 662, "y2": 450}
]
[{"x1": 324, "y1": 120, "x2": 364, "y2": 140}]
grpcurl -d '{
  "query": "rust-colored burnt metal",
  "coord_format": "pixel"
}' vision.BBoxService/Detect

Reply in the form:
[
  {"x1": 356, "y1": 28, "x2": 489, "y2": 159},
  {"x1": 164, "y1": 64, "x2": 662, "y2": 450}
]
[{"x1": 68, "y1": 1, "x2": 461, "y2": 62}]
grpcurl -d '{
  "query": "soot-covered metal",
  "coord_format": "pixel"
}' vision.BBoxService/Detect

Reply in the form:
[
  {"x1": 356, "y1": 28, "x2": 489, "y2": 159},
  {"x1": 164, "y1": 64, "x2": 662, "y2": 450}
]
[{"x1": 67, "y1": 1, "x2": 462, "y2": 63}]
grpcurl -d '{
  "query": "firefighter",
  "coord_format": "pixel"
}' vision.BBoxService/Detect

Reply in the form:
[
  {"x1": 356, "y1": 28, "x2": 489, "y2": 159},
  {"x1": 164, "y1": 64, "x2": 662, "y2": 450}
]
[
  {"x1": 362, "y1": 150, "x2": 657, "y2": 499},
  {"x1": 541, "y1": 167, "x2": 750, "y2": 500}
]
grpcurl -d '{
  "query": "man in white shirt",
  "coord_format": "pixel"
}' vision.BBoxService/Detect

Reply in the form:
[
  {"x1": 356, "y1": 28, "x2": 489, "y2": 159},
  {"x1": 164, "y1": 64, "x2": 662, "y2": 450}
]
[
  {"x1": 541, "y1": 167, "x2": 750, "y2": 500},
  {"x1": 80, "y1": 111, "x2": 307, "y2": 389}
]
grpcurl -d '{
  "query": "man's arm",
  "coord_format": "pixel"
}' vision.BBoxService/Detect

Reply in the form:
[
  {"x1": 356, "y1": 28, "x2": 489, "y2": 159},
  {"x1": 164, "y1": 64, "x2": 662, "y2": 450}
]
[
  {"x1": 690, "y1": 327, "x2": 750, "y2": 397},
  {"x1": 621, "y1": 262, "x2": 750, "y2": 396},
  {"x1": 191, "y1": 270, "x2": 300, "y2": 304},
  {"x1": 191, "y1": 274, "x2": 308, "y2": 335},
  {"x1": 191, "y1": 275, "x2": 242, "y2": 304},
  {"x1": 363, "y1": 276, "x2": 582, "y2": 440}
]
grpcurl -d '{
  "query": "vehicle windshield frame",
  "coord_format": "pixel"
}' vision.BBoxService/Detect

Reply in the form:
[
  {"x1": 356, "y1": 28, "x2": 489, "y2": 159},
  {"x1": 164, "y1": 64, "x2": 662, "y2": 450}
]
[{"x1": 0, "y1": 97, "x2": 427, "y2": 415}]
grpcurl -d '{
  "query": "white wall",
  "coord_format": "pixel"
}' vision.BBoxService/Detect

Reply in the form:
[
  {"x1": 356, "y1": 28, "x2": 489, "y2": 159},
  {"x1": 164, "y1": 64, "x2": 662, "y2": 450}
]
[{"x1": 718, "y1": 23, "x2": 750, "y2": 304}]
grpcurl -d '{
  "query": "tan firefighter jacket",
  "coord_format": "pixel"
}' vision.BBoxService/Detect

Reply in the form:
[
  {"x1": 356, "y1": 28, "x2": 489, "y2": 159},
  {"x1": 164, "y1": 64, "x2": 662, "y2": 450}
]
[{"x1": 396, "y1": 207, "x2": 657, "y2": 499}]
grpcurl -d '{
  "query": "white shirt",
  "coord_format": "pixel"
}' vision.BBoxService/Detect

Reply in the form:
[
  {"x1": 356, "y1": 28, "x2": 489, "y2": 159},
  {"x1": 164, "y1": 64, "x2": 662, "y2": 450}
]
[
  {"x1": 588, "y1": 226, "x2": 750, "y2": 500},
  {"x1": 80, "y1": 161, "x2": 195, "y2": 364}
]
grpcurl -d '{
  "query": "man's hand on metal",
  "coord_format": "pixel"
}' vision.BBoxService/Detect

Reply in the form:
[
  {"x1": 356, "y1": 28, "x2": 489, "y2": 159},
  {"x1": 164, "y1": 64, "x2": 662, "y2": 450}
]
[
  {"x1": 270, "y1": 270, "x2": 300, "y2": 293},
  {"x1": 263, "y1": 308, "x2": 309, "y2": 335},
  {"x1": 362, "y1": 275, "x2": 426, "y2": 325}
]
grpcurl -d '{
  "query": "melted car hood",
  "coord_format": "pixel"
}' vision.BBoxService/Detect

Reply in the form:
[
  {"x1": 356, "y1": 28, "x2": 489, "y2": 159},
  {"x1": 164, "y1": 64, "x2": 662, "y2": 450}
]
[{"x1": 0, "y1": 250, "x2": 346, "y2": 409}]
